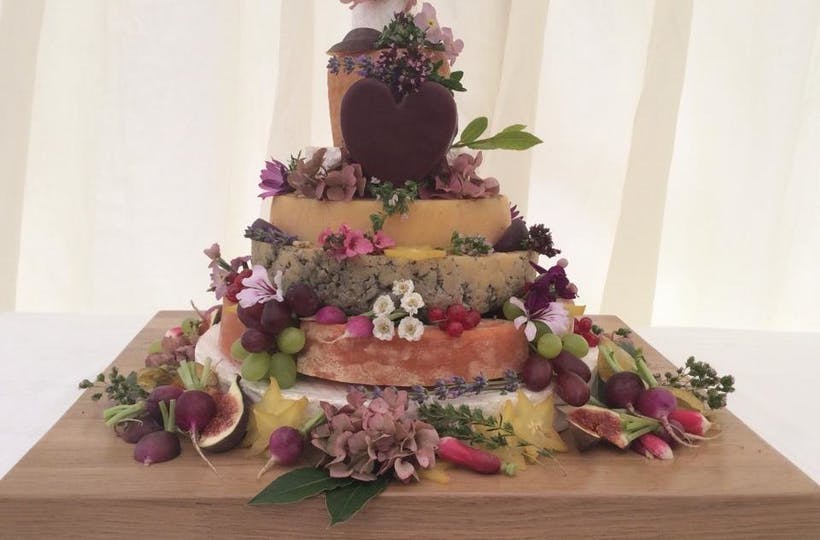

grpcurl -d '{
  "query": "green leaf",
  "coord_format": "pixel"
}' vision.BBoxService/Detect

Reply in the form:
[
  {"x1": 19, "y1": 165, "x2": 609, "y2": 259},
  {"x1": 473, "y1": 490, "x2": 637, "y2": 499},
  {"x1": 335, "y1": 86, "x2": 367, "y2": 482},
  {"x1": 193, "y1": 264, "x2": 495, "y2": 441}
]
[
  {"x1": 248, "y1": 467, "x2": 354, "y2": 505},
  {"x1": 468, "y1": 130, "x2": 542, "y2": 150},
  {"x1": 451, "y1": 71, "x2": 464, "y2": 82},
  {"x1": 325, "y1": 477, "x2": 389, "y2": 526},
  {"x1": 459, "y1": 117, "x2": 489, "y2": 145},
  {"x1": 501, "y1": 124, "x2": 527, "y2": 132}
]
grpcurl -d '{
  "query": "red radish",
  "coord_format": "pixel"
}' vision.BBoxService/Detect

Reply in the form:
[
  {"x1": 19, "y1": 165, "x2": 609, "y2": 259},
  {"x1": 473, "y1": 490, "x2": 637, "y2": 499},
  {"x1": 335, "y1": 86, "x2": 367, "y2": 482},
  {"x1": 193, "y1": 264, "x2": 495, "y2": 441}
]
[
  {"x1": 145, "y1": 385, "x2": 184, "y2": 423},
  {"x1": 652, "y1": 419, "x2": 685, "y2": 447},
  {"x1": 134, "y1": 400, "x2": 181, "y2": 465},
  {"x1": 635, "y1": 387, "x2": 697, "y2": 447},
  {"x1": 630, "y1": 437, "x2": 653, "y2": 459},
  {"x1": 314, "y1": 306, "x2": 347, "y2": 325},
  {"x1": 164, "y1": 326, "x2": 184, "y2": 338},
  {"x1": 256, "y1": 426, "x2": 306, "y2": 479},
  {"x1": 437, "y1": 437, "x2": 513, "y2": 475},
  {"x1": 324, "y1": 315, "x2": 374, "y2": 343},
  {"x1": 634, "y1": 433, "x2": 673, "y2": 460},
  {"x1": 117, "y1": 416, "x2": 162, "y2": 444},
  {"x1": 603, "y1": 371, "x2": 644, "y2": 409},
  {"x1": 174, "y1": 360, "x2": 219, "y2": 472},
  {"x1": 669, "y1": 409, "x2": 712, "y2": 436}
]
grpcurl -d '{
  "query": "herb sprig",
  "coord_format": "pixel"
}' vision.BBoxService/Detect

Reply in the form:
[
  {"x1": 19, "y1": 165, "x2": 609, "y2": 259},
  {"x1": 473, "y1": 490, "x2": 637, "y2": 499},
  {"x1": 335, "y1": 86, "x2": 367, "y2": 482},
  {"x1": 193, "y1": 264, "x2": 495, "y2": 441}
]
[
  {"x1": 449, "y1": 232, "x2": 492, "y2": 256},
  {"x1": 658, "y1": 357, "x2": 735, "y2": 410},
  {"x1": 451, "y1": 117, "x2": 542, "y2": 151},
  {"x1": 79, "y1": 366, "x2": 147, "y2": 405},
  {"x1": 417, "y1": 402, "x2": 552, "y2": 460},
  {"x1": 368, "y1": 180, "x2": 419, "y2": 232}
]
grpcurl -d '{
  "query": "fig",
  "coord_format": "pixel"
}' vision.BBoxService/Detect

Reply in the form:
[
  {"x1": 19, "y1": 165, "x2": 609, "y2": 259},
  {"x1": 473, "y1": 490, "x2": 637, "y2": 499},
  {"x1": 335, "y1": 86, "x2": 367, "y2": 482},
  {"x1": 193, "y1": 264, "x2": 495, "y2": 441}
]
[
  {"x1": 198, "y1": 376, "x2": 249, "y2": 453},
  {"x1": 493, "y1": 219, "x2": 529, "y2": 252},
  {"x1": 567, "y1": 406, "x2": 629, "y2": 448}
]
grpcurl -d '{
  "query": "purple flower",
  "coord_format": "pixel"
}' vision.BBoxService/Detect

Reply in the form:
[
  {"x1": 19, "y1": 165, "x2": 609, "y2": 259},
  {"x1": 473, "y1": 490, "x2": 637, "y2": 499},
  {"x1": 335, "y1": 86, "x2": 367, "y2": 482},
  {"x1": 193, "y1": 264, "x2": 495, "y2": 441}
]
[
  {"x1": 508, "y1": 296, "x2": 570, "y2": 342},
  {"x1": 203, "y1": 243, "x2": 221, "y2": 261},
  {"x1": 414, "y1": 2, "x2": 443, "y2": 43},
  {"x1": 440, "y1": 26, "x2": 463, "y2": 65},
  {"x1": 529, "y1": 259, "x2": 577, "y2": 302},
  {"x1": 258, "y1": 159, "x2": 292, "y2": 199},
  {"x1": 429, "y1": 151, "x2": 499, "y2": 199},
  {"x1": 236, "y1": 265, "x2": 283, "y2": 307}
]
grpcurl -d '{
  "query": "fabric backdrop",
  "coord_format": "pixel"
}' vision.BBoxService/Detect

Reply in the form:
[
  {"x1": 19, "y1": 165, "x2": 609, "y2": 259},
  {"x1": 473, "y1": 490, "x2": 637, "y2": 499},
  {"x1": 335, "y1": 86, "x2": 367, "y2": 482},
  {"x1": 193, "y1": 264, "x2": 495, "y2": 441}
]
[{"x1": 2, "y1": 0, "x2": 819, "y2": 331}]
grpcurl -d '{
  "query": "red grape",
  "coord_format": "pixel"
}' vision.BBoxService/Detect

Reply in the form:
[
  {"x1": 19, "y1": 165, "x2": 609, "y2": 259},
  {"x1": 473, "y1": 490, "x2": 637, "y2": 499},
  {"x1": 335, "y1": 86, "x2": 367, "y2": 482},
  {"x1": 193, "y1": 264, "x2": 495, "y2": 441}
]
[
  {"x1": 555, "y1": 371, "x2": 590, "y2": 406},
  {"x1": 237, "y1": 302, "x2": 264, "y2": 330},
  {"x1": 446, "y1": 304, "x2": 467, "y2": 323},
  {"x1": 445, "y1": 320, "x2": 464, "y2": 337},
  {"x1": 462, "y1": 310, "x2": 481, "y2": 330},
  {"x1": 261, "y1": 300, "x2": 292, "y2": 335},
  {"x1": 576, "y1": 317, "x2": 593, "y2": 333},
  {"x1": 551, "y1": 350, "x2": 592, "y2": 382},
  {"x1": 241, "y1": 328, "x2": 275, "y2": 353},
  {"x1": 284, "y1": 283, "x2": 321, "y2": 317},
  {"x1": 521, "y1": 355, "x2": 553, "y2": 391},
  {"x1": 427, "y1": 307, "x2": 446, "y2": 323}
]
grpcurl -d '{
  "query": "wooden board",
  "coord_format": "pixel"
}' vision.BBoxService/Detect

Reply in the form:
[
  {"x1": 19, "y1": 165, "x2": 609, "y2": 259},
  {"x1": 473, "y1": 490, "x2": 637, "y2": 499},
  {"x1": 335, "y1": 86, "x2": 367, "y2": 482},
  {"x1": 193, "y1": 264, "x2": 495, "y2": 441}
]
[{"x1": 1, "y1": 312, "x2": 818, "y2": 539}]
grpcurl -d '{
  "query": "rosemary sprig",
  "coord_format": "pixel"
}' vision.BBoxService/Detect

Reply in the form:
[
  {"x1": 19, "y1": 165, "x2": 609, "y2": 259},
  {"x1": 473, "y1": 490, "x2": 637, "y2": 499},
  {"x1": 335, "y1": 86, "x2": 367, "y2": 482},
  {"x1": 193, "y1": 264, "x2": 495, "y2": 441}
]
[
  {"x1": 79, "y1": 366, "x2": 147, "y2": 405},
  {"x1": 658, "y1": 357, "x2": 735, "y2": 410},
  {"x1": 417, "y1": 402, "x2": 552, "y2": 460}
]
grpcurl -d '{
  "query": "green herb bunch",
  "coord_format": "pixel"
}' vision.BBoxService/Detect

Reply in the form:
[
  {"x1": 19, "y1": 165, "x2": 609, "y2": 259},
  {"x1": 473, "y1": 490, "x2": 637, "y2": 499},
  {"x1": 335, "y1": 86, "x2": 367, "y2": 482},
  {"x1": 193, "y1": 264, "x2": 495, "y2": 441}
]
[
  {"x1": 79, "y1": 366, "x2": 147, "y2": 405},
  {"x1": 659, "y1": 357, "x2": 735, "y2": 409},
  {"x1": 449, "y1": 232, "x2": 492, "y2": 256},
  {"x1": 369, "y1": 180, "x2": 419, "y2": 232}
]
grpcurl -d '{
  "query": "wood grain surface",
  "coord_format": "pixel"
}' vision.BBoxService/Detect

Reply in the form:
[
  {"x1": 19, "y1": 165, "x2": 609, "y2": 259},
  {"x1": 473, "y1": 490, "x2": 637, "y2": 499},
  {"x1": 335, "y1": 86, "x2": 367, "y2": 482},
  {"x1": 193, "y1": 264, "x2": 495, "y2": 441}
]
[{"x1": 1, "y1": 312, "x2": 818, "y2": 539}]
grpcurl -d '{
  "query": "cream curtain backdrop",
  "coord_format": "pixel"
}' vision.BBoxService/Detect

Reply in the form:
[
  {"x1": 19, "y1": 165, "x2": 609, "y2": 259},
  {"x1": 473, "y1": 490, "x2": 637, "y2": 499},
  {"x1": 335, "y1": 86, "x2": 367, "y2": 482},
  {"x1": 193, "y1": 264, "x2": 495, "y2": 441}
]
[{"x1": 2, "y1": 0, "x2": 819, "y2": 331}]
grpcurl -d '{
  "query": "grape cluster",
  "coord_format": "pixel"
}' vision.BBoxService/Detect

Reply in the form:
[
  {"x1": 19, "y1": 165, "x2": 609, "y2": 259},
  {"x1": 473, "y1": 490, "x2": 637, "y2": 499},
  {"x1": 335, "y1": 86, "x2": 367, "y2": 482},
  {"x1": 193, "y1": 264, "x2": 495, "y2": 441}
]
[
  {"x1": 427, "y1": 304, "x2": 482, "y2": 338},
  {"x1": 231, "y1": 282, "x2": 320, "y2": 388}
]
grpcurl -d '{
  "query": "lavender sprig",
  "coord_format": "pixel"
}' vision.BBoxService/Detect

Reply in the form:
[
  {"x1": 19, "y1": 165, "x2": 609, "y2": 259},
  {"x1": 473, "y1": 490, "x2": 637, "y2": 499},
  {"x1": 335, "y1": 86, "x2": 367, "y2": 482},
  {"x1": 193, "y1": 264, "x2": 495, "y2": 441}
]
[{"x1": 244, "y1": 218, "x2": 296, "y2": 246}]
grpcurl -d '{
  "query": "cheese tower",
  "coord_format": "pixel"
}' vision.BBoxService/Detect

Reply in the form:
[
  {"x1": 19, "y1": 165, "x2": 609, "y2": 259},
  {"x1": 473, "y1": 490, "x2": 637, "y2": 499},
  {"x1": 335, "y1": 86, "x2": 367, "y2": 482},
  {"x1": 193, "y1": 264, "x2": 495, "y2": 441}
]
[{"x1": 220, "y1": 0, "x2": 580, "y2": 386}]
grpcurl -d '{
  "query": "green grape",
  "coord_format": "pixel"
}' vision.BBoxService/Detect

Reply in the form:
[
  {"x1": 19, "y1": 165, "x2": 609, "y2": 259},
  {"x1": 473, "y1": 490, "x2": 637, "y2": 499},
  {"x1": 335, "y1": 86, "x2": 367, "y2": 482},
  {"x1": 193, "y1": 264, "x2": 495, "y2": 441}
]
[
  {"x1": 502, "y1": 300, "x2": 524, "y2": 321},
  {"x1": 269, "y1": 352, "x2": 297, "y2": 389},
  {"x1": 230, "y1": 339, "x2": 250, "y2": 361},
  {"x1": 533, "y1": 321, "x2": 551, "y2": 342},
  {"x1": 147, "y1": 340, "x2": 163, "y2": 354},
  {"x1": 562, "y1": 333, "x2": 590, "y2": 359},
  {"x1": 241, "y1": 352, "x2": 272, "y2": 382},
  {"x1": 536, "y1": 333, "x2": 562, "y2": 359},
  {"x1": 276, "y1": 327, "x2": 306, "y2": 355}
]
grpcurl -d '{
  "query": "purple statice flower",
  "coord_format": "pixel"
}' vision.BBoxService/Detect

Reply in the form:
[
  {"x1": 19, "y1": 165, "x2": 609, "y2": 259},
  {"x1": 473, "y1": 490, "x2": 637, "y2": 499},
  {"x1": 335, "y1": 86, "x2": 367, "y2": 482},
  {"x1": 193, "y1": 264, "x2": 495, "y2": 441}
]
[
  {"x1": 258, "y1": 159, "x2": 292, "y2": 199},
  {"x1": 356, "y1": 55, "x2": 375, "y2": 78},
  {"x1": 508, "y1": 296, "x2": 570, "y2": 342},
  {"x1": 528, "y1": 258, "x2": 577, "y2": 303},
  {"x1": 327, "y1": 56, "x2": 340, "y2": 74},
  {"x1": 470, "y1": 374, "x2": 488, "y2": 394},
  {"x1": 502, "y1": 369, "x2": 521, "y2": 394},
  {"x1": 342, "y1": 56, "x2": 357, "y2": 74},
  {"x1": 236, "y1": 265, "x2": 283, "y2": 308},
  {"x1": 433, "y1": 379, "x2": 448, "y2": 400},
  {"x1": 371, "y1": 43, "x2": 433, "y2": 101}
]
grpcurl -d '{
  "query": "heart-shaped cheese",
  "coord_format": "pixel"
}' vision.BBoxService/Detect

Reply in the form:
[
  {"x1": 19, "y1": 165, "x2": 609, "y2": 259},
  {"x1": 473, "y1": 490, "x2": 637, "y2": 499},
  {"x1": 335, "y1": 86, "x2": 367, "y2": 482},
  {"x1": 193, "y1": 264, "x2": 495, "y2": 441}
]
[{"x1": 340, "y1": 78, "x2": 458, "y2": 186}]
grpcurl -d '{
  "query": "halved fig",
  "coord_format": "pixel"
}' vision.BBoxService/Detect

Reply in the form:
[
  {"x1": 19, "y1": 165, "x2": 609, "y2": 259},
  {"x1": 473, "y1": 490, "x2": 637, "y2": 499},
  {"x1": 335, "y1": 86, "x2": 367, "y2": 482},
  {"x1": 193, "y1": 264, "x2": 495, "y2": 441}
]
[
  {"x1": 567, "y1": 406, "x2": 628, "y2": 449},
  {"x1": 199, "y1": 376, "x2": 249, "y2": 453}
]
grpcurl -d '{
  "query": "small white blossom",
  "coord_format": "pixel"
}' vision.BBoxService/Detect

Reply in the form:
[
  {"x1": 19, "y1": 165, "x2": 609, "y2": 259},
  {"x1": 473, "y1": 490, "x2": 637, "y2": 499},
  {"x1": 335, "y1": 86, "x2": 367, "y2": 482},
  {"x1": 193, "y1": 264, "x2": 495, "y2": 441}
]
[
  {"x1": 397, "y1": 316, "x2": 424, "y2": 342},
  {"x1": 372, "y1": 294, "x2": 396, "y2": 317},
  {"x1": 372, "y1": 316, "x2": 396, "y2": 341},
  {"x1": 388, "y1": 193, "x2": 399, "y2": 208},
  {"x1": 392, "y1": 279, "x2": 414, "y2": 297},
  {"x1": 400, "y1": 291, "x2": 425, "y2": 315}
]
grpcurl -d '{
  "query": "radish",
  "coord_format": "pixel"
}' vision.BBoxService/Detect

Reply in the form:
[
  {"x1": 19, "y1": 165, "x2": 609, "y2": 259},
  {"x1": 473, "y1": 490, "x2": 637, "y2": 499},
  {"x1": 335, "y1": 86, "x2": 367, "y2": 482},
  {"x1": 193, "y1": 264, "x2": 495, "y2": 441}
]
[
  {"x1": 635, "y1": 387, "x2": 697, "y2": 447},
  {"x1": 314, "y1": 306, "x2": 348, "y2": 325},
  {"x1": 117, "y1": 416, "x2": 162, "y2": 444},
  {"x1": 134, "y1": 400, "x2": 181, "y2": 465},
  {"x1": 437, "y1": 437, "x2": 515, "y2": 475},
  {"x1": 323, "y1": 315, "x2": 374, "y2": 344},
  {"x1": 145, "y1": 385, "x2": 184, "y2": 423},
  {"x1": 175, "y1": 360, "x2": 219, "y2": 472},
  {"x1": 603, "y1": 371, "x2": 645, "y2": 409},
  {"x1": 632, "y1": 433, "x2": 675, "y2": 459},
  {"x1": 669, "y1": 409, "x2": 713, "y2": 437},
  {"x1": 257, "y1": 412, "x2": 326, "y2": 479}
]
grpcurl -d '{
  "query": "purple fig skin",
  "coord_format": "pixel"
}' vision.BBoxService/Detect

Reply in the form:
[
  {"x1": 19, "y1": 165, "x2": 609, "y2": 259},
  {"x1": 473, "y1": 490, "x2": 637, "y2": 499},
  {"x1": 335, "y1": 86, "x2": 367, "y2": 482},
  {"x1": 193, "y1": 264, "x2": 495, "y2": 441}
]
[
  {"x1": 493, "y1": 219, "x2": 529, "y2": 252},
  {"x1": 146, "y1": 385, "x2": 184, "y2": 423},
  {"x1": 116, "y1": 416, "x2": 162, "y2": 444},
  {"x1": 199, "y1": 377, "x2": 249, "y2": 454},
  {"x1": 133, "y1": 431, "x2": 181, "y2": 465}
]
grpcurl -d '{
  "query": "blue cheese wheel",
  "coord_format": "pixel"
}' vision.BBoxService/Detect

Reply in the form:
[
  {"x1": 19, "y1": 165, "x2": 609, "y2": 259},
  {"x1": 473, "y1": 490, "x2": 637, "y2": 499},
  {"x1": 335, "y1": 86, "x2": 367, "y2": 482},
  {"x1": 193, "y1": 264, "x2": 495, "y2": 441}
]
[{"x1": 251, "y1": 243, "x2": 534, "y2": 315}]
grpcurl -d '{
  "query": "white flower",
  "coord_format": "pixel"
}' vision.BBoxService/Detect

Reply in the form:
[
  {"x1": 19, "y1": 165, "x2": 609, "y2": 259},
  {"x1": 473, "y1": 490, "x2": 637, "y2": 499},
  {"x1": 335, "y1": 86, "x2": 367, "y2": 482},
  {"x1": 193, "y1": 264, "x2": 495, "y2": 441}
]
[
  {"x1": 397, "y1": 316, "x2": 424, "y2": 342},
  {"x1": 237, "y1": 267, "x2": 284, "y2": 308},
  {"x1": 392, "y1": 279, "x2": 414, "y2": 297},
  {"x1": 509, "y1": 296, "x2": 570, "y2": 342},
  {"x1": 400, "y1": 291, "x2": 425, "y2": 315},
  {"x1": 372, "y1": 294, "x2": 396, "y2": 317},
  {"x1": 303, "y1": 146, "x2": 342, "y2": 171},
  {"x1": 372, "y1": 316, "x2": 396, "y2": 341}
]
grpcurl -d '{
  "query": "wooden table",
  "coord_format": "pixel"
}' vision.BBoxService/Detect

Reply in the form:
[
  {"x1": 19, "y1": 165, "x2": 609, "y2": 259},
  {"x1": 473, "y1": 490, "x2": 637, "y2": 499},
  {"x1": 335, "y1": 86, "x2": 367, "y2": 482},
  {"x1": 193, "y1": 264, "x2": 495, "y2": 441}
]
[{"x1": 1, "y1": 312, "x2": 818, "y2": 539}]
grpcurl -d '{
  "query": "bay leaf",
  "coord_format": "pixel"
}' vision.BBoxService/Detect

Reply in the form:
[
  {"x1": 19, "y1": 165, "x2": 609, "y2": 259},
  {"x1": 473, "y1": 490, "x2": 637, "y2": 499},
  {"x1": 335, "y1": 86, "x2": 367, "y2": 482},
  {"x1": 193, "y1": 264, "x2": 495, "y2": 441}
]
[
  {"x1": 325, "y1": 476, "x2": 389, "y2": 525},
  {"x1": 249, "y1": 467, "x2": 353, "y2": 505}
]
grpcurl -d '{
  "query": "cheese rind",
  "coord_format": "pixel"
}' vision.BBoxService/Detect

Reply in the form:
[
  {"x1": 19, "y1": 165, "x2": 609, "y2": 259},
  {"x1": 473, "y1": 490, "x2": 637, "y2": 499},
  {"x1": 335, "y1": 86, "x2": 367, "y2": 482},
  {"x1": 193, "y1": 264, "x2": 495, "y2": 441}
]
[
  {"x1": 269, "y1": 194, "x2": 512, "y2": 249},
  {"x1": 252, "y1": 243, "x2": 534, "y2": 314},
  {"x1": 298, "y1": 319, "x2": 529, "y2": 386}
]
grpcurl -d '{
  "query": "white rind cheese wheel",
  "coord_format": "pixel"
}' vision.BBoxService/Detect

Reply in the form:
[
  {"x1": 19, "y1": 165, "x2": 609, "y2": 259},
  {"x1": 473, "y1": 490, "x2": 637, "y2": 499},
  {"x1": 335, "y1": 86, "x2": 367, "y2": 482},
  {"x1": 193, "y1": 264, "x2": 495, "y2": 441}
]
[{"x1": 269, "y1": 194, "x2": 512, "y2": 249}]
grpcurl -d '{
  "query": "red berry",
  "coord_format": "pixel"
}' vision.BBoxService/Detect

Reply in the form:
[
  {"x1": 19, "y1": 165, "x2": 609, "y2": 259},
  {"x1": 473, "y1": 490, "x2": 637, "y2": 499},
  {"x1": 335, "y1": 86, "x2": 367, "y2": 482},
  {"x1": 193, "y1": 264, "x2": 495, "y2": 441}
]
[
  {"x1": 428, "y1": 307, "x2": 446, "y2": 323},
  {"x1": 445, "y1": 320, "x2": 464, "y2": 338},
  {"x1": 576, "y1": 317, "x2": 593, "y2": 333},
  {"x1": 462, "y1": 310, "x2": 481, "y2": 330},
  {"x1": 446, "y1": 304, "x2": 467, "y2": 323},
  {"x1": 583, "y1": 331, "x2": 599, "y2": 347}
]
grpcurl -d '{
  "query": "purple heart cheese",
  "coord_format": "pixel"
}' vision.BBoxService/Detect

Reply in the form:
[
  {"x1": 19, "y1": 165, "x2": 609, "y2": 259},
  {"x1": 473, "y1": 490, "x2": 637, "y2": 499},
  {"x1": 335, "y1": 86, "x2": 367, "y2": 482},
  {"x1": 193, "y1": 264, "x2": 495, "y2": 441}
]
[{"x1": 340, "y1": 79, "x2": 458, "y2": 186}]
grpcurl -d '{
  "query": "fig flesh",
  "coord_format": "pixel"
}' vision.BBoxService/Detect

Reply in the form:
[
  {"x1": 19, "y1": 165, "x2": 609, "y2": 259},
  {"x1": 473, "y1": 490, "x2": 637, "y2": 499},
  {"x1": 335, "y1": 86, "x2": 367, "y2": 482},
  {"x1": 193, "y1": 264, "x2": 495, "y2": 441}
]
[{"x1": 198, "y1": 376, "x2": 249, "y2": 453}]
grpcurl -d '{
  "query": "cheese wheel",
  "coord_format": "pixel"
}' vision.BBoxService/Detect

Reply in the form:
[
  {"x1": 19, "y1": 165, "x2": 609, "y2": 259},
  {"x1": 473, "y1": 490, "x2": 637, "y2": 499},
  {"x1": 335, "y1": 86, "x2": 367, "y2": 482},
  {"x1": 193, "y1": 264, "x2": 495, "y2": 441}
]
[
  {"x1": 252, "y1": 243, "x2": 534, "y2": 315},
  {"x1": 298, "y1": 319, "x2": 529, "y2": 386},
  {"x1": 217, "y1": 299, "x2": 244, "y2": 367},
  {"x1": 269, "y1": 194, "x2": 512, "y2": 249}
]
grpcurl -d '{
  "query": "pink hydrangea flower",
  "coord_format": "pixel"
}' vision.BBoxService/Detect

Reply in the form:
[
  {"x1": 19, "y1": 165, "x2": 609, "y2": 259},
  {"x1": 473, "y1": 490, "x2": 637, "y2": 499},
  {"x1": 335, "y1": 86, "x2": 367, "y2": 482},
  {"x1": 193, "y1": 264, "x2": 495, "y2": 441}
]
[
  {"x1": 414, "y1": 2, "x2": 443, "y2": 42},
  {"x1": 236, "y1": 265, "x2": 283, "y2": 307}
]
